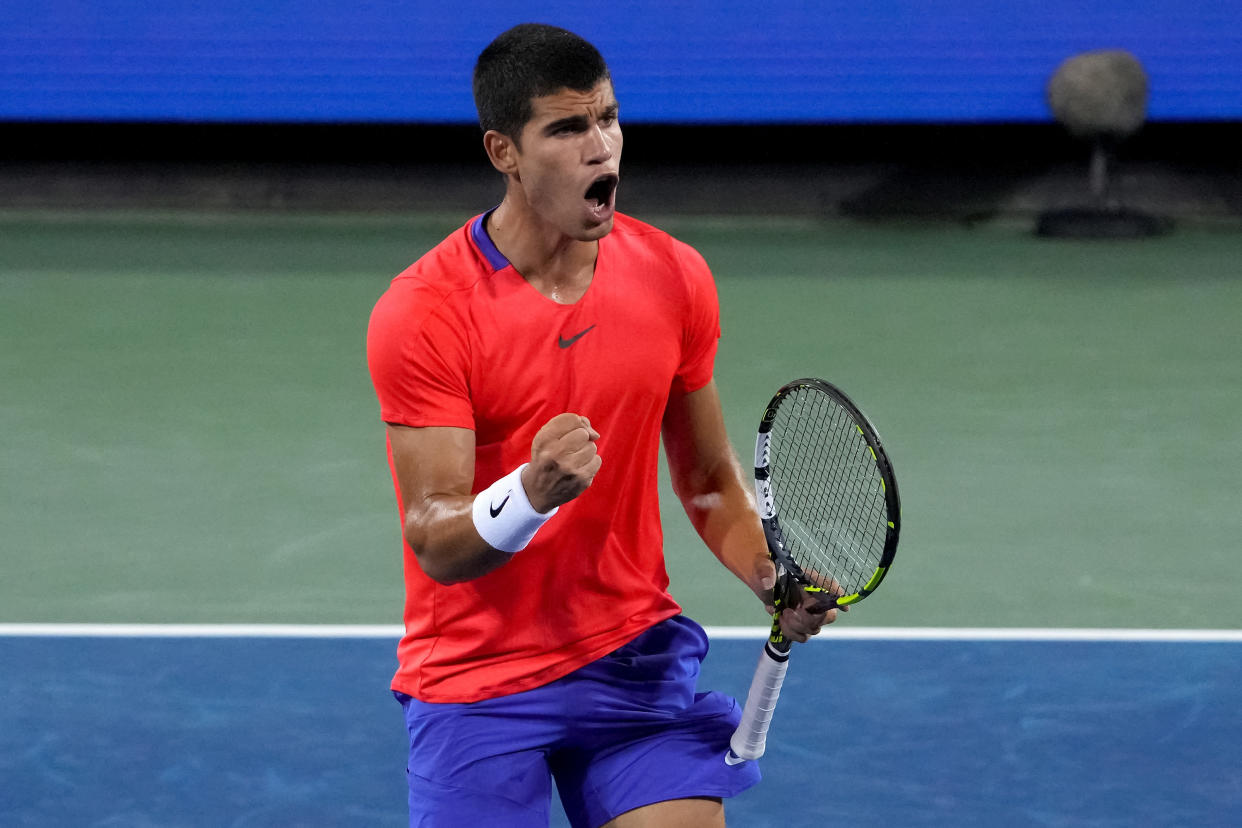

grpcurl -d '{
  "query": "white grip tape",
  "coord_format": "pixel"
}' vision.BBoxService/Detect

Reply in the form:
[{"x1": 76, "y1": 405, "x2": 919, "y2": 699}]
[
  {"x1": 727, "y1": 644, "x2": 789, "y2": 762},
  {"x1": 471, "y1": 464, "x2": 557, "y2": 554}
]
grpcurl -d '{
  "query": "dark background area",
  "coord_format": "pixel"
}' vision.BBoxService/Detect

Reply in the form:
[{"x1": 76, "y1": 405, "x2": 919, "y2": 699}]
[{"x1": 4, "y1": 121, "x2": 1240, "y2": 222}]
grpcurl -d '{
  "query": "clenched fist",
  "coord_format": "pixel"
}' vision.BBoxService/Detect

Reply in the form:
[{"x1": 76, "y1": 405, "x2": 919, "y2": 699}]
[{"x1": 521, "y1": 413, "x2": 602, "y2": 513}]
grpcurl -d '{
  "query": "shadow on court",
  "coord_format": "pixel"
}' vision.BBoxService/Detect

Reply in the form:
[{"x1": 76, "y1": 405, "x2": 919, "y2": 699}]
[{"x1": 2, "y1": 633, "x2": 1239, "y2": 827}]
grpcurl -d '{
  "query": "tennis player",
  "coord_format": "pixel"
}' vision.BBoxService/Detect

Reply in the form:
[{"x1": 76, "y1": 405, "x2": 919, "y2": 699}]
[{"x1": 367, "y1": 23, "x2": 838, "y2": 828}]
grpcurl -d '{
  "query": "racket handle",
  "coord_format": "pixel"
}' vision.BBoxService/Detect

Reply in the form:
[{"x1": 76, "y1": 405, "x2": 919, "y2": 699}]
[{"x1": 725, "y1": 641, "x2": 790, "y2": 764}]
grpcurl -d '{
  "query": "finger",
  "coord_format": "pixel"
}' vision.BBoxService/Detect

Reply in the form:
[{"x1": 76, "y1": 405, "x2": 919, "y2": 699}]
[
  {"x1": 802, "y1": 594, "x2": 838, "y2": 614},
  {"x1": 543, "y1": 412, "x2": 592, "y2": 441},
  {"x1": 563, "y1": 435, "x2": 600, "y2": 463},
  {"x1": 557, "y1": 414, "x2": 599, "y2": 442},
  {"x1": 548, "y1": 412, "x2": 582, "y2": 432},
  {"x1": 779, "y1": 611, "x2": 811, "y2": 643},
  {"x1": 796, "y1": 601, "x2": 839, "y2": 623},
  {"x1": 556, "y1": 431, "x2": 588, "y2": 454},
  {"x1": 793, "y1": 577, "x2": 847, "y2": 614},
  {"x1": 577, "y1": 415, "x2": 601, "y2": 440},
  {"x1": 825, "y1": 578, "x2": 849, "y2": 610},
  {"x1": 559, "y1": 423, "x2": 603, "y2": 452},
  {"x1": 566, "y1": 448, "x2": 602, "y2": 479},
  {"x1": 780, "y1": 606, "x2": 839, "y2": 640}
]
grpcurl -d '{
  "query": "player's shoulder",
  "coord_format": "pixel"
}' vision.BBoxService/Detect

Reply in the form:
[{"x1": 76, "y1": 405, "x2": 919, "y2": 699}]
[
  {"x1": 610, "y1": 212, "x2": 680, "y2": 248},
  {"x1": 396, "y1": 221, "x2": 487, "y2": 289},
  {"x1": 369, "y1": 218, "x2": 490, "y2": 339},
  {"x1": 610, "y1": 213, "x2": 710, "y2": 272},
  {"x1": 380, "y1": 219, "x2": 489, "y2": 306}
]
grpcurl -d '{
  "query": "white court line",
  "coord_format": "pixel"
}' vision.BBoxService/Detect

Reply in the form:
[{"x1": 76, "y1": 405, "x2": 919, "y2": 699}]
[
  {"x1": 0, "y1": 624, "x2": 403, "y2": 638},
  {"x1": 0, "y1": 624, "x2": 1240, "y2": 642},
  {"x1": 704, "y1": 626, "x2": 1242, "y2": 642}
]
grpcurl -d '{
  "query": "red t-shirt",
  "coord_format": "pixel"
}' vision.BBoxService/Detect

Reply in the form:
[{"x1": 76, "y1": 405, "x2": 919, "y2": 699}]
[{"x1": 366, "y1": 211, "x2": 720, "y2": 702}]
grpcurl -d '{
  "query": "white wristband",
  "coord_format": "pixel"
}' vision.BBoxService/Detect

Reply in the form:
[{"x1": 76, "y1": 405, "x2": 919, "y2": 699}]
[{"x1": 471, "y1": 464, "x2": 557, "y2": 554}]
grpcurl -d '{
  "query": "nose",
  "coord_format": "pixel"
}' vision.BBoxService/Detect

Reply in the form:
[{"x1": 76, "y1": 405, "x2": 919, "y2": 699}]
[{"x1": 585, "y1": 123, "x2": 615, "y2": 165}]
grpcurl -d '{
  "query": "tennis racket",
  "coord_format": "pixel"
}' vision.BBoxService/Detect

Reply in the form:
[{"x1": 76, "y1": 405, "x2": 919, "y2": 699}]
[{"x1": 726, "y1": 377, "x2": 901, "y2": 764}]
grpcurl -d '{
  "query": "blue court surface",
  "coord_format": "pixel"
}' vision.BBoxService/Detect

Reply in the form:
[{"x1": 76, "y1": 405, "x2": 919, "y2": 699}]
[{"x1": 2, "y1": 629, "x2": 1240, "y2": 827}]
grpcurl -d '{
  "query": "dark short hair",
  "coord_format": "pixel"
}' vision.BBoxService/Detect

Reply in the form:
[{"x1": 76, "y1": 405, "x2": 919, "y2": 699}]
[{"x1": 473, "y1": 24, "x2": 611, "y2": 144}]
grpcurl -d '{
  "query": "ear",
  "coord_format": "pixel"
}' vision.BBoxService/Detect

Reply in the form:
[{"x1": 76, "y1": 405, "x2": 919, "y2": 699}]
[{"x1": 482, "y1": 130, "x2": 519, "y2": 176}]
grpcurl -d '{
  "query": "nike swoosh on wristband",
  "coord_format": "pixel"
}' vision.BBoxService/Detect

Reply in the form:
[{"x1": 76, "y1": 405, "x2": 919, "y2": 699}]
[
  {"x1": 558, "y1": 325, "x2": 596, "y2": 348},
  {"x1": 489, "y1": 495, "x2": 510, "y2": 518}
]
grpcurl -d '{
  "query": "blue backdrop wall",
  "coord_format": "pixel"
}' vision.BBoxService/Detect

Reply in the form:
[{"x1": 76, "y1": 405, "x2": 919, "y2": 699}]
[{"x1": 3, "y1": 1, "x2": 1239, "y2": 123}]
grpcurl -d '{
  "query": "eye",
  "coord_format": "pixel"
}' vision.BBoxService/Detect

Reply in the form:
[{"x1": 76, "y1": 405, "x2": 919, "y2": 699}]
[{"x1": 549, "y1": 120, "x2": 585, "y2": 137}]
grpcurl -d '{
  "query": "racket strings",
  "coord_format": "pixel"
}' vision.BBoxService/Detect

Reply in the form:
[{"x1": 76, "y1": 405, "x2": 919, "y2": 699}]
[{"x1": 769, "y1": 389, "x2": 889, "y2": 593}]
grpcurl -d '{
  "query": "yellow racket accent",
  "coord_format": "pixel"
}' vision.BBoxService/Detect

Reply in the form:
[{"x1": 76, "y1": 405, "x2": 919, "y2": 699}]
[
  {"x1": 838, "y1": 566, "x2": 888, "y2": 606},
  {"x1": 864, "y1": 566, "x2": 887, "y2": 591}
]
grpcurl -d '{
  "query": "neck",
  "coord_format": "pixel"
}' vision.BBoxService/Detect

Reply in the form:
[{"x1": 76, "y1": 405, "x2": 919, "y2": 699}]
[{"x1": 488, "y1": 196, "x2": 597, "y2": 304}]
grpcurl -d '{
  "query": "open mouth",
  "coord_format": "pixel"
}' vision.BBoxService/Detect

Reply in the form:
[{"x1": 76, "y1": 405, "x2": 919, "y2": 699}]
[{"x1": 584, "y1": 173, "x2": 619, "y2": 209}]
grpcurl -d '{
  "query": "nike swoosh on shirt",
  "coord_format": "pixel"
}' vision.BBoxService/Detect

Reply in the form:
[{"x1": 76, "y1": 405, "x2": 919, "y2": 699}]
[
  {"x1": 489, "y1": 495, "x2": 510, "y2": 518},
  {"x1": 558, "y1": 325, "x2": 596, "y2": 349}
]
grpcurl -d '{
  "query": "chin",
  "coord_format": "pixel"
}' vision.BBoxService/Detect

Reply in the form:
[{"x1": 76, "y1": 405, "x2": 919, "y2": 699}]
[
  {"x1": 582, "y1": 217, "x2": 615, "y2": 239},
  {"x1": 578, "y1": 208, "x2": 617, "y2": 239}
]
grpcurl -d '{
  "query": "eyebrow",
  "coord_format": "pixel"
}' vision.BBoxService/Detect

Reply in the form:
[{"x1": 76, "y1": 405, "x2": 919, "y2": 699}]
[
  {"x1": 542, "y1": 102, "x2": 620, "y2": 135},
  {"x1": 544, "y1": 114, "x2": 588, "y2": 135}
]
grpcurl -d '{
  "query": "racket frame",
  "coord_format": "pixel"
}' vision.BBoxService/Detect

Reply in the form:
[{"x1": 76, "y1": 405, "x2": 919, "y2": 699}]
[
  {"x1": 756, "y1": 377, "x2": 901, "y2": 640},
  {"x1": 727, "y1": 377, "x2": 901, "y2": 763}
]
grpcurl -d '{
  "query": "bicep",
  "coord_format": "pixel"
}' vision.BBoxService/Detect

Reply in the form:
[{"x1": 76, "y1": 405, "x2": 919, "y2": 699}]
[
  {"x1": 387, "y1": 423, "x2": 520, "y2": 584},
  {"x1": 386, "y1": 424, "x2": 476, "y2": 518}
]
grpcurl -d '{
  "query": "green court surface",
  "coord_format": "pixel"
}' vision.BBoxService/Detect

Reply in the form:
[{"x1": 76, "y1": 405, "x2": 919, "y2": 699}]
[{"x1": 3, "y1": 211, "x2": 1240, "y2": 629}]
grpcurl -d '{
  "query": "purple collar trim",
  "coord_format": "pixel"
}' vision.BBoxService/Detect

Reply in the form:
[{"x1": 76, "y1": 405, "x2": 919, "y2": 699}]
[{"x1": 470, "y1": 209, "x2": 511, "y2": 272}]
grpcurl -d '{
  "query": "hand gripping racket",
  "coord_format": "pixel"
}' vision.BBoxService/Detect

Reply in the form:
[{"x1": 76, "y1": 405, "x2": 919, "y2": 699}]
[{"x1": 726, "y1": 378, "x2": 901, "y2": 764}]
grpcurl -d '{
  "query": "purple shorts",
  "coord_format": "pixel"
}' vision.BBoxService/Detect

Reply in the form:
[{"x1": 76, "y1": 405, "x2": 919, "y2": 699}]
[{"x1": 395, "y1": 615, "x2": 761, "y2": 827}]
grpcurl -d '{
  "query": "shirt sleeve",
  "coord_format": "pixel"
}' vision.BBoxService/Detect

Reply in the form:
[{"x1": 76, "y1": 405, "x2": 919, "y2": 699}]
[
  {"x1": 366, "y1": 276, "x2": 475, "y2": 429},
  {"x1": 671, "y1": 240, "x2": 721, "y2": 394}
]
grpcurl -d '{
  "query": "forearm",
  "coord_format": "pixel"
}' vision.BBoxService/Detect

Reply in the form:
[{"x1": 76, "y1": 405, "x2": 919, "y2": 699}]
[
  {"x1": 672, "y1": 449, "x2": 771, "y2": 596},
  {"x1": 663, "y1": 381, "x2": 774, "y2": 601},
  {"x1": 388, "y1": 417, "x2": 596, "y2": 586},
  {"x1": 403, "y1": 495, "x2": 514, "y2": 585},
  {"x1": 406, "y1": 460, "x2": 570, "y2": 584},
  {"x1": 673, "y1": 449, "x2": 839, "y2": 637}
]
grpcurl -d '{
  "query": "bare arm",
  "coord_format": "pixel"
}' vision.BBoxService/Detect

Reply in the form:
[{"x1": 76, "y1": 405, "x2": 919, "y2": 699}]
[
  {"x1": 661, "y1": 379, "x2": 838, "y2": 641},
  {"x1": 387, "y1": 424, "x2": 507, "y2": 584},
  {"x1": 387, "y1": 413, "x2": 601, "y2": 585}
]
